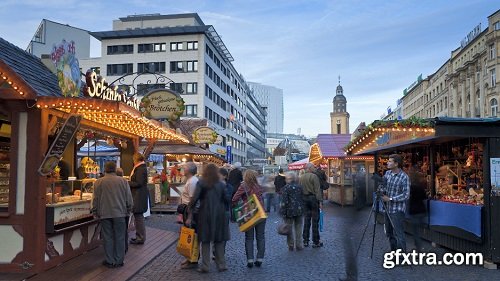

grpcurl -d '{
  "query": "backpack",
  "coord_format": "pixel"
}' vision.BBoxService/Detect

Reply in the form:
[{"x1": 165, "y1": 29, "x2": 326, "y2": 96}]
[{"x1": 314, "y1": 169, "x2": 329, "y2": 190}]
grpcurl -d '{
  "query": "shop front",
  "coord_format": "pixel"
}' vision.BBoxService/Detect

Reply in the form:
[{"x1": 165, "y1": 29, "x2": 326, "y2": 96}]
[
  {"x1": 346, "y1": 117, "x2": 500, "y2": 263},
  {"x1": 0, "y1": 38, "x2": 188, "y2": 274},
  {"x1": 308, "y1": 134, "x2": 374, "y2": 206}
]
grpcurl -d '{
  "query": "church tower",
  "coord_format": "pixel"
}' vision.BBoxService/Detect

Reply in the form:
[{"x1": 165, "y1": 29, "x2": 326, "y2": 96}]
[{"x1": 330, "y1": 76, "x2": 350, "y2": 134}]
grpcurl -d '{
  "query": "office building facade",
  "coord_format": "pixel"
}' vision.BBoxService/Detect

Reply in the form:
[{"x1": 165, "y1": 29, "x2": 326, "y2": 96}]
[
  {"x1": 248, "y1": 82, "x2": 284, "y2": 134},
  {"x1": 80, "y1": 13, "x2": 257, "y2": 163}
]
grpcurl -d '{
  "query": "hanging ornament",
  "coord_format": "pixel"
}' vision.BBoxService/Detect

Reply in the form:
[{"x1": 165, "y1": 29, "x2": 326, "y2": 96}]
[
  {"x1": 121, "y1": 140, "x2": 128, "y2": 149},
  {"x1": 85, "y1": 131, "x2": 95, "y2": 139},
  {"x1": 106, "y1": 137, "x2": 114, "y2": 146}
]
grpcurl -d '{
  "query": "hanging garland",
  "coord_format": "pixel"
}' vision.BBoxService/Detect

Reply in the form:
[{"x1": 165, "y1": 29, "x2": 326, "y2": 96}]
[{"x1": 345, "y1": 117, "x2": 434, "y2": 152}]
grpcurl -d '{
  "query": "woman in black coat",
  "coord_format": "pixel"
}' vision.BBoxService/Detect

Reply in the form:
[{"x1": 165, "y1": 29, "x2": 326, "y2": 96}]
[
  {"x1": 129, "y1": 153, "x2": 149, "y2": 244},
  {"x1": 188, "y1": 164, "x2": 230, "y2": 273}
]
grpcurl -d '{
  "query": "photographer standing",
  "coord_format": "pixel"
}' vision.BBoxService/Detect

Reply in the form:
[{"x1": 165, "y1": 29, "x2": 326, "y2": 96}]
[{"x1": 380, "y1": 154, "x2": 410, "y2": 252}]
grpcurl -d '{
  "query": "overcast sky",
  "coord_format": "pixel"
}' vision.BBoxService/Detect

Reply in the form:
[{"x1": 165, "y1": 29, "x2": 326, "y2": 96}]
[{"x1": 0, "y1": 0, "x2": 498, "y2": 137}]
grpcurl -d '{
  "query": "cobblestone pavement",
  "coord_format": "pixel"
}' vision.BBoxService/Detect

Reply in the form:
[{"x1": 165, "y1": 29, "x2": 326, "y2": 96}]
[{"x1": 133, "y1": 202, "x2": 499, "y2": 281}]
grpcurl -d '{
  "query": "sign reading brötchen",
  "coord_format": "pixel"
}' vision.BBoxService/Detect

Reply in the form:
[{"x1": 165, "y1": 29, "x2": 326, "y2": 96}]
[
  {"x1": 140, "y1": 89, "x2": 185, "y2": 121},
  {"x1": 192, "y1": 126, "x2": 218, "y2": 144}
]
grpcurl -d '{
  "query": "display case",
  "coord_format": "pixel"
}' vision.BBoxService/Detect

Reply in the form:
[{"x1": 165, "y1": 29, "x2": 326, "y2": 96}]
[{"x1": 45, "y1": 179, "x2": 96, "y2": 233}]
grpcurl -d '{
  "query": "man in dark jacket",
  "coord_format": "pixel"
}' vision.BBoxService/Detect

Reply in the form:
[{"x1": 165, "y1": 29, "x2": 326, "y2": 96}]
[
  {"x1": 129, "y1": 153, "x2": 148, "y2": 245},
  {"x1": 92, "y1": 161, "x2": 133, "y2": 268}
]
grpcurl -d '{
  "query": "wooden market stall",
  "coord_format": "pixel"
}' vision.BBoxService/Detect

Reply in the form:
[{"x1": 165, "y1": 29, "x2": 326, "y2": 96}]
[
  {"x1": 308, "y1": 134, "x2": 374, "y2": 206},
  {"x1": 0, "y1": 38, "x2": 188, "y2": 274},
  {"x1": 346, "y1": 117, "x2": 500, "y2": 264},
  {"x1": 141, "y1": 141, "x2": 225, "y2": 213}
]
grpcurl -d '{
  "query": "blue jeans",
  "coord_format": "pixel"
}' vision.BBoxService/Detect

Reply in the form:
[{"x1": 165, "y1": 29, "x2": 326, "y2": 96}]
[
  {"x1": 265, "y1": 193, "x2": 277, "y2": 212},
  {"x1": 245, "y1": 219, "x2": 266, "y2": 262},
  {"x1": 101, "y1": 217, "x2": 126, "y2": 265},
  {"x1": 385, "y1": 211, "x2": 406, "y2": 252}
]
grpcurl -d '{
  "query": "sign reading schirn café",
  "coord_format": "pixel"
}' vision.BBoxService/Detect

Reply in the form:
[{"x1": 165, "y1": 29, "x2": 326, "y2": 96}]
[{"x1": 84, "y1": 70, "x2": 140, "y2": 110}]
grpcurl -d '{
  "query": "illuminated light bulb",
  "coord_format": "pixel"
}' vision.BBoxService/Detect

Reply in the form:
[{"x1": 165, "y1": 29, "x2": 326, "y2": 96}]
[
  {"x1": 36, "y1": 105, "x2": 41, "y2": 108},
  {"x1": 7, "y1": 81, "x2": 12, "y2": 85},
  {"x1": 19, "y1": 91, "x2": 24, "y2": 95},
  {"x1": 44, "y1": 105, "x2": 48, "y2": 108},
  {"x1": 2, "y1": 76, "x2": 6, "y2": 80},
  {"x1": 13, "y1": 86, "x2": 18, "y2": 90}
]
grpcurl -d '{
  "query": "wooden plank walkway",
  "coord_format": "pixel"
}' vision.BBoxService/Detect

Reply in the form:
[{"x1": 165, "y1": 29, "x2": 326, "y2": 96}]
[{"x1": 26, "y1": 227, "x2": 178, "y2": 281}]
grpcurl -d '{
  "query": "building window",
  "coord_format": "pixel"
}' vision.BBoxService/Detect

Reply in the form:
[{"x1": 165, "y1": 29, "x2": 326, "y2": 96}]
[
  {"x1": 138, "y1": 43, "x2": 166, "y2": 53},
  {"x1": 169, "y1": 82, "x2": 183, "y2": 94},
  {"x1": 186, "y1": 61, "x2": 198, "y2": 72},
  {"x1": 490, "y1": 44, "x2": 496, "y2": 59},
  {"x1": 107, "y1": 44, "x2": 133, "y2": 55},
  {"x1": 137, "y1": 62, "x2": 166, "y2": 74},
  {"x1": 491, "y1": 99, "x2": 498, "y2": 117},
  {"x1": 187, "y1": 41, "x2": 198, "y2": 50},
  {"x1": 186, "y1": 82, "x2": 198, "y2": 94},
  {"x1": 170, "y1": 42, "x2": 183, "y2": 51},
  {"x1": 491, "y1": 68, "x2": 496, "y2": 87},
  {"x1": 495, "y1": 21, "x2": 500, "y2": 31},
  {"x1": 184, "y1": 105, "x2": 198, "y2": 117},
  {"x1": 137, "y1": 84, "x2": 165, "y2": 95},
  {"x1": 170, "y1": 61, "x2": 184, "y2": 73},
  {"x1": 106, "y1": 63, "x2": 133, "y2": 76}
]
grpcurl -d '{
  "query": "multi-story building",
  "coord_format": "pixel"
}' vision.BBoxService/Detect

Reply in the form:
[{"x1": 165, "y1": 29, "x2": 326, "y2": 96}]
[
  {"x1": 248, "y1": 82, "x2": 284, "y2": 134},
  {"x1": 382, "y1": 9, "x2": 500, "y2": 121},
  {"x1": 80, "y1": 13, "x2": 258, "y2": 164},
  {"x1": 245, "y1": 84, "x2": 267, "y2": 163},
  {"x1": 266, "y1": 133, "x2": 310, "y2": 162},
  {"x1": 26, "y1": 19, "x2": 90, "y2": 60}
]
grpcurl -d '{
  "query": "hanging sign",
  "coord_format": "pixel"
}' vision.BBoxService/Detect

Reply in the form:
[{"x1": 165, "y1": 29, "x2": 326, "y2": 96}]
[
  {"x1": 39, "y1": 114, "x2": 82, "y2": 176},
  {"x1": 140, "y1": 89, "x2": 185, "y2": 121},
  {"x1": 52, "y1": 40, "x2": 81, "y2": 97},
  {"x1": 84, "y1": 71, "x2": 140, "y2": 110},
  {"x1": 192, "y1": 126, "x2": 217, "y2": 144}
]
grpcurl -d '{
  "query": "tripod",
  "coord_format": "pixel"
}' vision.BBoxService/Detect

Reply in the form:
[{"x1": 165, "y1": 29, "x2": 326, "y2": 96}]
[{"x1": 355, "y1": 189, "x2": 396, "y2": 259}]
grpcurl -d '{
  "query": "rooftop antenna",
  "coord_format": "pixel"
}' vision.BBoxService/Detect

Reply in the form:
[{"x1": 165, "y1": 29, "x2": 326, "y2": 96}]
[{"x1": 338, "y1": 75, "x2": 341, "y2": 85}]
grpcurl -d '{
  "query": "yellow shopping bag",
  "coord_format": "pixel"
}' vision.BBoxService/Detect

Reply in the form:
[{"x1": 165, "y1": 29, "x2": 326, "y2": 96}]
[
  {"x1": 176, "y1": 226, "x2": 199, "y2": 262},
  {"x1": 233, "y1": 194, "x2": 268, "y2": 232}
]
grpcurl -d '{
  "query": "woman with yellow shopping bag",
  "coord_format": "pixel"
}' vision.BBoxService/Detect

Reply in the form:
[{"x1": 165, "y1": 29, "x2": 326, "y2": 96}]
[
  {"x1": 187, "y1": 164, "x2": 230, "y2": 273},
  {"x1": 232, "y1": 169, "x2": 267, "y2": 268}
]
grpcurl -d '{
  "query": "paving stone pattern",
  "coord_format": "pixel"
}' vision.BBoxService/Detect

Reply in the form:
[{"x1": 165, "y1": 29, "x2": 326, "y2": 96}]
[{"x1": 132, "y1": 202, "x2": 499, "y2": 281}]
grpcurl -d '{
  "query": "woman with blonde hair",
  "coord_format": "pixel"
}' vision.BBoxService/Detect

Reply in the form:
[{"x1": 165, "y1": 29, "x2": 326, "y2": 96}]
[{"x1": 232, "y1": 169, "x2": 266, "y2": 268}]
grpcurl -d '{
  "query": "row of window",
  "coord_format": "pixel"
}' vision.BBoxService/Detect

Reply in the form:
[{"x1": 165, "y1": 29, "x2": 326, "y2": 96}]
[
  {"x1": 205, "y1": 106, "x2": 227, "y2": 129},
  {"x1": 206, "y1": 44, "x2": 245, "y2": 94},
  {"x1": 107, "y1": 41, "x2": 199, "y2": 55},
  {"x1": 205, "y1": 85, "x2": 227, "y2": 111},
  {"x1": 205, "y1": 45, "x2": 229, "y2": 78},
  {"x1": 170, "y1": 82, "x2": 198, "y2": 95},
  {"x1": 106, "y1": 61, "x2": 198, "y2": 76},
  {"x1": 206, "y1": 64, "x2": 244, "y2": 109},
  {"x1": 227, "y1": 135, "x2": 246, "y2": 152}
]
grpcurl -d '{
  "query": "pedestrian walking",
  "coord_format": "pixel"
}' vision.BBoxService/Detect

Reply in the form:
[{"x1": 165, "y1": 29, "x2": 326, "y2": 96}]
[
  {"x1": 408, "y1": 164, "x2": 427, "y2": 252},
  {"x1": 274, "y1": 168, "x2": 286, "y2": 210},
  {"x1": 381, "y1": 154, "x2": 410, "y2": 252},
  {"x1": 92, "y1": 161, "x2": 133, "y2": 268},
  {"x1": 129, "y1": 153, "x2": 148, "y2": 245},
  {"x1": 187, "y1": 164, "x2": 230, "y2": 273},
  {"x1": 279, "y1": 171, "x2": 304, "y2": 251},
  {"x1": 232, "y1": 169, "x2": 266, "y2": 268},
  {"x1": 180, "y1": 162, "x2": 200, "y2": 269},
  {"x1": 300, "y1": 163, "x2": 323, "y2": 248},
  {"x1": 263, "y1": 174, "x2": 277, "y2": 212},
  {"x1": 228, "y1": 162, "x2": 243, "y2": 196}
]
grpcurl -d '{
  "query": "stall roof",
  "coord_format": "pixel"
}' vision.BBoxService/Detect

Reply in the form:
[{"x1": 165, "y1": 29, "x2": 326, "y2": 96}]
[
  {"x1": 142, "y1": 143, "x2": 214, "y2": 155},
  {"x1": 315, "y1": 134, "x2": 351, "y2": 157},
  {"x1": 0, "y1": 37, "x2": 62, "y2": 99},
  {"x1": 37, "y1": 96, "x2": 189, "y2": 143},
  {"x1": 348, "y1": 117, "x2": 500, "y2": 155}
]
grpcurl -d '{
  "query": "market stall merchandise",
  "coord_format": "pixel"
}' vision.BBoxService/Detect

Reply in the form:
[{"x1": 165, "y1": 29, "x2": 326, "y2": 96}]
[{"x1": 347, "y1": 117, "x2": 500, "y2": 263}]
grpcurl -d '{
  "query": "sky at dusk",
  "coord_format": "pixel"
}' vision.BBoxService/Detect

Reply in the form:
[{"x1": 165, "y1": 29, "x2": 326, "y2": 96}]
[{"x1": 0, "y1": 0, "x2": 498, "y2": 137}]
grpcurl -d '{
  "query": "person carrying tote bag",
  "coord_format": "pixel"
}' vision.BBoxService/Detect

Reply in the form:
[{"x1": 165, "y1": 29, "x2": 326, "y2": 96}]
[{"x1": 232, "y1": 169, "x2": 266, "y2": 268}]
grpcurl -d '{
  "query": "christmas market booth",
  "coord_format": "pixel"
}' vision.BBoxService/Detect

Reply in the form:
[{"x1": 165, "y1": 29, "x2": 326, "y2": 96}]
[
  {"x1": 308, "y1": 134, "x2": 374, "y2": 206},
  {"x1": 346, "y1": 117, "x2": 500, "y2": 263},
  {"x1": 140, "y1": 124, "x2": 226, "y2": 212},
  {"x1": 0, "y1": 37, "x2": 188, "y2": 274}
]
